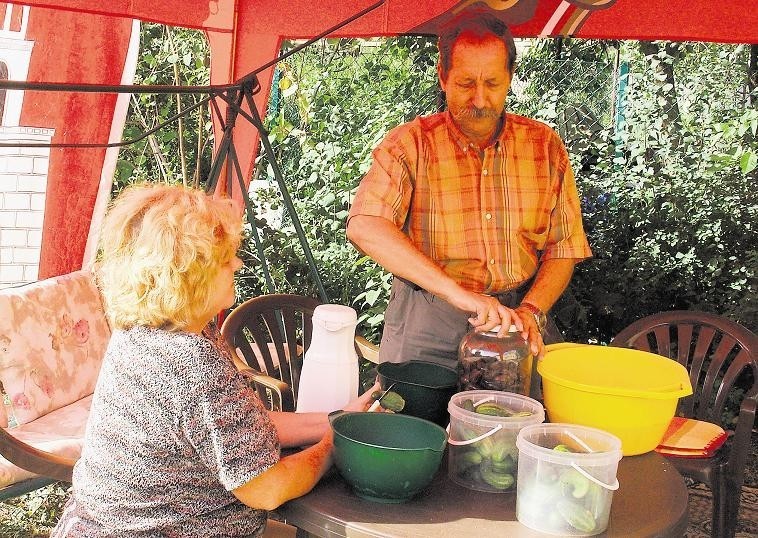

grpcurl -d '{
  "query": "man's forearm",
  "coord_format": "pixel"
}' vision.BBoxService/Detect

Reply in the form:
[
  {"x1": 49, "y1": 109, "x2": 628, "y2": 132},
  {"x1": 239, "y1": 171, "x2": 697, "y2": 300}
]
[{"x1": 520, "y1": 258, "x2": 578, "y2": 313}]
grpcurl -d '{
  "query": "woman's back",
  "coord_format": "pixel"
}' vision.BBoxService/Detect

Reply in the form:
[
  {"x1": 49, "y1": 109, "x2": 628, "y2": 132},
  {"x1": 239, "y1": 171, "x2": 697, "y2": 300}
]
[{"x1": 52, "y1": 326, "x2": 279, "y2": 537}]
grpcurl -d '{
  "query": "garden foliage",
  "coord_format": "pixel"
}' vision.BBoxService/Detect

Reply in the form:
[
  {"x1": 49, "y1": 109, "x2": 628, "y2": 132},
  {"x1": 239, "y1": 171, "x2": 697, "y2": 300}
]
[
  {"x1": 247, "y1": 38, "x2": 756, "y2": 343},
  {"x1": 113, "y1": 27, "x2": 756, "y2": 344}
]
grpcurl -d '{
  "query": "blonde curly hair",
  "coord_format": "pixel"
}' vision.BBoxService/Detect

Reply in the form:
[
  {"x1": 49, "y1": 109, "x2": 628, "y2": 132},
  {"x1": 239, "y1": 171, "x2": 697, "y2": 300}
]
[{"x1": 97, "y1": 183, "x2": 242, "y2": 331}]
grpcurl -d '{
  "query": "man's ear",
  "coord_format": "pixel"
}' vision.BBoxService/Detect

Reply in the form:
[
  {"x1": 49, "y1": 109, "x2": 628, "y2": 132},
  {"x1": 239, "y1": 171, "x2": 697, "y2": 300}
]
[{"x1": 437, "y1": 62, "x2": 447, "y2": 93}]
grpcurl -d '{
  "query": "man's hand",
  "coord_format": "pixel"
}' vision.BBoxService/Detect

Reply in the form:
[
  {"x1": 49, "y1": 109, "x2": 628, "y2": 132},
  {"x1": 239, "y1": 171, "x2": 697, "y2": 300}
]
[
  {"x1": 514, "y1": 305, "x2": 545, "y2": 359},
  {"x1": 450, "y1": 290, "x2": 524, "y2": 335}
]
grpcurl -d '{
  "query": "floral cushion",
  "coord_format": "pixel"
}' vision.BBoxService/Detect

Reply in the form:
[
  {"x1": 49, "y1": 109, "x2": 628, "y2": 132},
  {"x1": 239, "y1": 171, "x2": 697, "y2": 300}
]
[
  {"x1": 0, "y1": 271, "x2": 110, "y2": 426},
  {"x1": 0, "y1": 395, "x2": 92, "y2": 488}
]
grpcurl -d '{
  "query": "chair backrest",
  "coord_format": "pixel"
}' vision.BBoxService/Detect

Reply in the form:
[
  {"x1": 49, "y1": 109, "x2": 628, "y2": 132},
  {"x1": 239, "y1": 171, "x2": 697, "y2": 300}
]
[
  {"x1": 221, "y1": 294, "x2": 320, "y2": 410},
  {"x1": 0, "y1": 271, "x2": 111, "y2": 426},
  {"x1": 610, "y1": 310, "x2": 757, "y2": 479}
]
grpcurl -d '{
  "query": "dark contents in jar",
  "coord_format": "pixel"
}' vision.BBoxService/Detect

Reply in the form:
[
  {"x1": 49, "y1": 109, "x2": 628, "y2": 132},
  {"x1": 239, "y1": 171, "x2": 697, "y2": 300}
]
[{"x1": 458, "y1": 352, "x2": 527, "y2": 393}]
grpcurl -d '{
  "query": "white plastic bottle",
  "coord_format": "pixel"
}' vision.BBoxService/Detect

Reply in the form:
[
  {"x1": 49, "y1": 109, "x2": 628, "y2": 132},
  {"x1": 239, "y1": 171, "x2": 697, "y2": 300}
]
[{"x1": 295, "y1": 304, "x2": 359, "y2": 413}]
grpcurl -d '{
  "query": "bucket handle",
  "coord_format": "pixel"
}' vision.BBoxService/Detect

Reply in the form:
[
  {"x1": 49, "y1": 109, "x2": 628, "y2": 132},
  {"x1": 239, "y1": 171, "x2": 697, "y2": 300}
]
[
  {"x1": 446, "y1": 395, "x2": 504, "y2": 445},
  {"x1": 570, "y1": 463, "x2": 619, "y2": 491},
  {"x1": 446, "y1": 423, "x2": 503, "y2": 445},
  {"x1": 563, "y1": 431, "x2": 619, "y2": 491}
]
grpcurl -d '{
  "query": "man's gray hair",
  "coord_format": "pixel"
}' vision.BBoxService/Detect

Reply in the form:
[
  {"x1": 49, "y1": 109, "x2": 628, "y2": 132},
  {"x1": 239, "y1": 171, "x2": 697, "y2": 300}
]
[{"x1": 438, "y1": 9, "x2": 517, "y2": 79}]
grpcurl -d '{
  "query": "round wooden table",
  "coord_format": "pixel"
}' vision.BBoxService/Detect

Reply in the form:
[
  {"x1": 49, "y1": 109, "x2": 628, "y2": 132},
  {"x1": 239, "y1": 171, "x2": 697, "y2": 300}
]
[{"x1": 277, "y1": 451, "x2": 688, "y2": 537}]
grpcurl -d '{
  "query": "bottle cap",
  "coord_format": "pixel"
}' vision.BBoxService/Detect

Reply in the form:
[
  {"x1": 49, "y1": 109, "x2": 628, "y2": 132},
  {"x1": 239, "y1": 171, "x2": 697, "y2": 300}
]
[{"x1": 313, "y1": 304, "x2": 357, "y2": 331}]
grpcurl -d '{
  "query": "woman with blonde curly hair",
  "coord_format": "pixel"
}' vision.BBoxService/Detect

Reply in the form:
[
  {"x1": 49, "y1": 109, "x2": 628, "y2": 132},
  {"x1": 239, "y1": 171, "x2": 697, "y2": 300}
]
[{"x1": 52, "y1": 183, "x2": 376, "y2": 538}]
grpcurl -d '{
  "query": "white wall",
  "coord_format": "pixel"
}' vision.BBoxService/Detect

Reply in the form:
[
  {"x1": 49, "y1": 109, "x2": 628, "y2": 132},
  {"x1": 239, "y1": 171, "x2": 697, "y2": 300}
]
[
  {"x1": 0, "y1": 126, "x2": 54, "y2": 289},
  {"x1": 0, "y1": 4, "x2": 48, "y2": 289}
]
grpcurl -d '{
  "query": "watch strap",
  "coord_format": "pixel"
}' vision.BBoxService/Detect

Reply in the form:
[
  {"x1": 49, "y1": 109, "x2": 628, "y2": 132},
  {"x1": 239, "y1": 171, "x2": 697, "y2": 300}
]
[{"x1": 519, "y1": 302, "x2": 547, "y2": 332}]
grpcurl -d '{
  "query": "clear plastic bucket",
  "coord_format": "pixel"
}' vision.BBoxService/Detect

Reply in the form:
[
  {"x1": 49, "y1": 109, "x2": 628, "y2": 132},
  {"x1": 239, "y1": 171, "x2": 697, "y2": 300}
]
[
  {"x1": 447, "y1": 390, "x2": 544, "y2": 493},
  {"x1": 516, "y1": 423, "x2": 622, "y2": 536}
]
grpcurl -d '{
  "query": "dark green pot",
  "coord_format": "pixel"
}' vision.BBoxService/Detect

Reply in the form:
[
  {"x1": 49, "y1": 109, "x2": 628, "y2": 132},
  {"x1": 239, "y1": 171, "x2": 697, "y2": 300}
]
[
  {"x1": 330, "y1": 412, "x2": 447, "y2": 503},
  {"x1": 377, "y1": 361, "x2": 458, "y2": 427}
]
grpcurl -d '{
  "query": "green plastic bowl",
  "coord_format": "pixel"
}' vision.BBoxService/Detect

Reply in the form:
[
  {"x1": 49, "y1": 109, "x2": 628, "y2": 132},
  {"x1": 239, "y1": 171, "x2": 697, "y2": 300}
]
[
  {"x1": 330, "y1": 412, "x2": 447, "y2": 503},
  {"x1": 376, "y1": 360, "x2": 458, "y2": 426}
]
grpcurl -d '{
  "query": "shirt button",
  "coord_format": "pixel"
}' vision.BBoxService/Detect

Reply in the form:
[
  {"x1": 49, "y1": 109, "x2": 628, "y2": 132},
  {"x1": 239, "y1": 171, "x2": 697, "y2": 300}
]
[
  {"x1": 485, "y1": 213, "x2": 492, "y2": 220},
  {"x1": 483, "y1": 169, "x2": 488, "y2": 176},
  {"x1": 489, "y1": 259, "x2": 495, "y2": 265}
]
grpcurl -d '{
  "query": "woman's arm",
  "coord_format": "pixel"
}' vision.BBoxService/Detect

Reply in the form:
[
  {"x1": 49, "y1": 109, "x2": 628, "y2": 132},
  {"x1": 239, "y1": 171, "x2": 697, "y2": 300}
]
[
  {"x1": 268, "y1": 381, "x2": 380, "y2": 447},
  {"x1": 268, "y1": 411, "x2": 329, "y2": 447},
  {"x1": 233, "y1": 382, "x2": 379, "y2": 509},
  {"x1": 232, "y1": 430, "x2": 334, "y2": 510}
]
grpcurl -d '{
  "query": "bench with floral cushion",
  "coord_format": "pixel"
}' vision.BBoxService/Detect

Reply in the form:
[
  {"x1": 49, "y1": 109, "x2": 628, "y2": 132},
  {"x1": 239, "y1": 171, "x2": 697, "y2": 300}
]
[{"x1": 0, "y1": 270, "x2": 111, "y2": 498}]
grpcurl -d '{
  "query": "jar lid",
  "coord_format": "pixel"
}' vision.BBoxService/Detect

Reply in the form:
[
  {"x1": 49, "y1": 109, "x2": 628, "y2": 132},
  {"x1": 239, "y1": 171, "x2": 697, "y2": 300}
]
[
  {"x1": 487, "y1": 324, "x2": 519, "y2": 334},
  {"x1": 313, "y1": 304, "x2": 357, "y2": 331}
]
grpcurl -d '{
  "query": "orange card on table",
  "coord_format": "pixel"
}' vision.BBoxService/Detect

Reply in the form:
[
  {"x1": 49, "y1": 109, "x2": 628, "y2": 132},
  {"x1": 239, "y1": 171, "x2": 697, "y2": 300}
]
[{"x1": 655, "y1": 417, "x2": 727, "y2": 458}]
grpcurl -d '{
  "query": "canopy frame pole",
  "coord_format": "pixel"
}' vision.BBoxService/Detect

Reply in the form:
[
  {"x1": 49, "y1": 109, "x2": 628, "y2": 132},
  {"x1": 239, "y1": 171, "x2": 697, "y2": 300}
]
[
  {"x1": 202, "y1": 84, "x2": 277, "y2": 295},
  {"x1": 241, "y1": 80, "x2": 329, "y2": 302},
  {"x1": 0, "y1": 1, "x2": 390, "y2": 302}
]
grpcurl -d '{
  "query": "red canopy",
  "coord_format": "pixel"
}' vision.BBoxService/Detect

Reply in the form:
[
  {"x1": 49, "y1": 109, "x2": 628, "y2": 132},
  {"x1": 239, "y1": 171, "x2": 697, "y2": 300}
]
[{"x1": 8, "y1": 0, "x2": 758, "y2": 278}]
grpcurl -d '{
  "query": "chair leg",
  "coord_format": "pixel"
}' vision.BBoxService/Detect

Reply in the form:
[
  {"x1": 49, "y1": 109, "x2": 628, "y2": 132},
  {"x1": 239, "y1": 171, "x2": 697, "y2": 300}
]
[
  {"x1": 722, "y1": 477, "x2": 744, "y2": 538},
  {"x1": 710, "y1": 478, "x2": 730, "y2": 538}
]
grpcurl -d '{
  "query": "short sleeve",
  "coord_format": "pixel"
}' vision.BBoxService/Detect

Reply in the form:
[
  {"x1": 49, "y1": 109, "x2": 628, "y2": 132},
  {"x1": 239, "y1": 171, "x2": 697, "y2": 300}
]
[
  {"x1": 541, "y1": 135, "x2": 593, "y2": 262},
  {"x1": 181, "y1": 339, "x2": 280, "y2": 491},
  {"x1": 348, "y1": 125, "x2": 416, "y2": 229}
]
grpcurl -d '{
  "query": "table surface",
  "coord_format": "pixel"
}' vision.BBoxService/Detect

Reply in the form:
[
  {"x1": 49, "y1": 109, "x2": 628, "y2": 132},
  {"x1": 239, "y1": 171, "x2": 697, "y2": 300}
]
[{"x1": 277, "y1": 451, "x2": 689, "y2": 538}]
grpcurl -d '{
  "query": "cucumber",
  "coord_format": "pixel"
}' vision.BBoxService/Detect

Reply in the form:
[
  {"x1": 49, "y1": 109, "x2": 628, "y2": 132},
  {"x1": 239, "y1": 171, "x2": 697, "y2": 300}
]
[
  {"x1": 370, "y1": 390, "x2": 405, "y2": 412},
  {"x1": 474, "y1": 402, "x2": 512, "y2": 416},
  {"x1": 474, "y1": 435, "x2": 496, "y2": 459},
  {"x1": 490, "y1": 437, "x2": 517, "y2": 464},
  {"x1": 559, "y1": 468, "x2": 591, "y2": 499},
  {"x1": 460, "y1": 398, "x2": 475, "y2": 412},
  {"x1": 584, "y1": 482, "x2": 605, "y2": 518},
  {"x1": 479, "y1": 460, "x2": 515, "y2": 490},
  {"x1": 457, "y1": 425, "x2": 481, "y2": 442},
  {"x1": 457, "y1": 449, "x2": 483, "y2": 471},
  {"x1": 556, "y1": 499, "x2": 596, "y2": 533},
  {"x1": 491, "y1": 457, "x2": 515, "y2": 474},
  {"x1": 454, "y1": 425, "x2": 496, "y2": 459}
]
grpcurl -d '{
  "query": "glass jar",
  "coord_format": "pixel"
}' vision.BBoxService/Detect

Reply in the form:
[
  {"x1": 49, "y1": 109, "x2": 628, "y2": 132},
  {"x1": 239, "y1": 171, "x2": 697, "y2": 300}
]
[{"x1": 457, "y1": 325, "x2": 533, "y2": 395}]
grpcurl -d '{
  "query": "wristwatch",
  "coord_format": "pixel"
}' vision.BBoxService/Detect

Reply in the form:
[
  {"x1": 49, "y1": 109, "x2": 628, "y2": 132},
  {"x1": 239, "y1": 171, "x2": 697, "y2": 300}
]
[{"x1": 518, "y1": 302, "x2": 547, "y2": 333}]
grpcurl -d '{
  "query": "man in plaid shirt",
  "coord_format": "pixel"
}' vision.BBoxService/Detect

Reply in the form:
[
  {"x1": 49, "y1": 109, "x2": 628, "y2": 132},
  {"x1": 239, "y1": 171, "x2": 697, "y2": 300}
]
[{"x1": 347, "y1": 10, "x2": 592, "y2": 367}]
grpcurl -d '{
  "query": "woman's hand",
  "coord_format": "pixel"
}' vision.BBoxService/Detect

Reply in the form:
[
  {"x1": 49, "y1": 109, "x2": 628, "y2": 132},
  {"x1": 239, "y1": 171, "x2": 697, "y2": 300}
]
[{"x1": 342, "y1": 381, "x2": 381, "y2": 412}]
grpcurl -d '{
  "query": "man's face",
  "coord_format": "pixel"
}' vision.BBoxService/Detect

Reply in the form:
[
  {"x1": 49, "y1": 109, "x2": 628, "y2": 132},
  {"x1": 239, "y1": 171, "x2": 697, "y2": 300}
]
[{"x1": 438, "y1": 34, "x2": 512, "y2": 143}]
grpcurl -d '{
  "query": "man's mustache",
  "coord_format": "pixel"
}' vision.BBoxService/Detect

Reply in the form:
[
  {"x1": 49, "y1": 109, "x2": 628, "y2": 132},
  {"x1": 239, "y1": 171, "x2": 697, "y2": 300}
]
[{"x1": 452, "y1": 106, "x2": 501, "y2": 119}]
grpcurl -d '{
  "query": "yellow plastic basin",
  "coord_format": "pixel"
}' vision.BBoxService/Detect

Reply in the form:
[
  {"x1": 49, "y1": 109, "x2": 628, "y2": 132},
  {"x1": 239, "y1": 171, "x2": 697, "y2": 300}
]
[{"x1": 537, "y1": 345, "x2": 693, "y2": 455}]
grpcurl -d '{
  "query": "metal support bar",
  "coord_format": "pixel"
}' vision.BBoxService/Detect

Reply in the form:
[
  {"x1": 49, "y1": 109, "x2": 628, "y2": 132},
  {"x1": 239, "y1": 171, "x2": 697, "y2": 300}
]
[
  {"x1": 226, "y1": 128, "x2": 277, "y2": 296},
  {"x1": 0, "y1": 78, "x2": 240, "y2": 94},
  {"x1": 205, "y1": 88, "x2": 245, "y2": 194},
  {"x1": 0, "y1": 93, "x2": 217, "y2": 148}
]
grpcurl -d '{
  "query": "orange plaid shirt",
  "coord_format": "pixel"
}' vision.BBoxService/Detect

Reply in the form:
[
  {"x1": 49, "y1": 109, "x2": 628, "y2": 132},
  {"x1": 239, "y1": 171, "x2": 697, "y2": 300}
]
[{"x1": 349, "y1": 111, "x2": 592, "y2": 294}]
